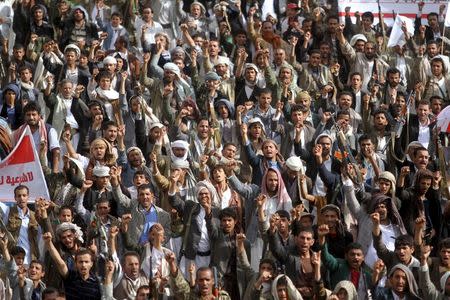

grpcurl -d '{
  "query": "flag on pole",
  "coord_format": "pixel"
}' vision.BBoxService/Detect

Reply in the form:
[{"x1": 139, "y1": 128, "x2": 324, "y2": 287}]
[
  {"x1": 0, "y1": 126, "x2": 49, "y2": 202},
  {"x1": 445, "y1": 3, "x2": 450, "y2": 27}
]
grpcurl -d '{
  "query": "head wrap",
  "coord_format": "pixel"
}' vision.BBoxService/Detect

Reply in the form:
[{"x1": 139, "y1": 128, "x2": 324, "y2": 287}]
[
  {"x1": 171, "y1": 140, "x2": 189, "y2": 150},
  {"x1": 271, "y1": 275, "x2": 303, "y2": 300},
  {"x1": 126, "y1": 146, "x2": 145, "y2": 164},
  {"x1": 163, "y1": 62, "x2": 181, "y2": 78},
  {"x1": 205, "y1": 71, "x2": 220, "y2": 81},
  {"x1": 368, "y1": 194, "x2": 407, "y2": 235},
  {"x1": 333, "y1": 281, "x2": 357, "y2": 300},
  {"x1": 214, "y1": 56, "x2": 230, "y2": 66},
  {"x1": 431, "y1": 55, "x2": 450, "y2": 74},
  {"x1": 73, "y1": 5, "x2": 89, "y2": 21},
  {"x1": 260, "y1": 168, "x2": 292, "y2": 210},
  {"x1": 214, "y1": 98, "x2": 235, "y2": 117},
  {"x1": 247, "y1": 117, "x2": 266, "y2": 134},
  {"x1": 149, "y1": 122, "x2": 164, "y2": 130},
  {"x1": 93, "y1": 165, "x2": 110, "y2": 177},
  {"x1": 171, "y1": 46, "x2": 186, "y2": 58},
  {"x1": 196, "y1": 180, "x2": 220, "y2": 207},
  {"x1": 314, "y1": 133, "x2": 333, "y2": 145},
  {"x1": 190, "y1": 1, "x2": 206, "y2": 16},
  {"x1": 388, "y1": 264, "x2": 420, "y2": 299},
  {"x1": 64, "y1": 44, "x2": 81, "y2": 58},
  {"x1": 56, "y1": 222, "x2": 84, "y2": 243},
  {"x1": 285, "y1": 156, "x2": 303, "y2": 172},
  {"x1": 378, "y1": 171, "x2": 396, "y2": 196},
  {"x1": 2, "y1": 83, "x2": 20, "y2": 99},
  {"x1": 69, "y1": 158, "x2": 85, "y2": 181},
  {"x1": 103, "y1": 56, "x2": 117, "y2": 65}
]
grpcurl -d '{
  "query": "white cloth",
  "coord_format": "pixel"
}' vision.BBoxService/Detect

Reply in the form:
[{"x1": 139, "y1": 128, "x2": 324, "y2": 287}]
[
  {"x1": 387, "y1": 15, "x2": 415, "y2": 47},
  {"x1": 365, "y1": 223, "x2": 398, "y2": 268},
  {"x1": 32, "y1": 127, "x2": 60, "y2": 151},
  {"x1": 445, "y1": 4, "x2": 450, "y2": 27}
]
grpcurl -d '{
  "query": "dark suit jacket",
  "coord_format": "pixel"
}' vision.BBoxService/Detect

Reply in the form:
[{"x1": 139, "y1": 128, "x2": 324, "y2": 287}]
[{"x1": 169, "y1": 193, "x2": 220, "y2": 260}]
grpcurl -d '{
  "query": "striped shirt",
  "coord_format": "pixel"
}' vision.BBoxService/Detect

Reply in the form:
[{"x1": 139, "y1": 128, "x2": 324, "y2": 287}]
[{"x1": 64, "y1": 269, "x2": 101, "y2": 300}]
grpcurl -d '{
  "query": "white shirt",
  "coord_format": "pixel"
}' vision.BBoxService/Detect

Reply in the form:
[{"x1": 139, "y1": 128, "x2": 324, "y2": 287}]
[
  {"x1": 32, "y1": 126, "x2": 60, "y2": 152},
  {"x1": 418, "y1": 121, "x2": 430, "y2": 149},
  {"x1": 220, "y1": 188, "x2": 232, "y2": 209},
  {"x1": 196, "y1": 207, "x2": 210, "y2": 252}
]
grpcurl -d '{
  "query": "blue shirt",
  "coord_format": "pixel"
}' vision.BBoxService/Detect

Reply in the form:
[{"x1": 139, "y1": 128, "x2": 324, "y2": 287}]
[{"x1": 139, "y1": 205, "x2": 158, "y2": 244}]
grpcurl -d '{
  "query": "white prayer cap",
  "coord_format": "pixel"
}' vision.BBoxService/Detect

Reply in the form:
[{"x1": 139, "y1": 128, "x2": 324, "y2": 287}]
[
  {"x1": 103, "y1": 56, "x2": 117, "y2": 65},
  {"x1": 285, "y1": 156, "x2": 303, "y2": 172},
  {"x1": 214, "y1": 56, "x2": 230, "y2": 66},
  {"x1": 163, "y1": 62, "x2": 181, "y2": 77},
  {"x1": 149, "y1": 122, "x2": 164, "y2": 130},
  {"x1": 64, "y1": 44, "x2": 81, "y2": 57},
  {"x1": 314, "y1": 133, "x2": 333, "y2": 145},
  {"x1": 349, "y1": 34, "x2": 368, "y2": 47},
  {"x1": 93, "y1": 165, "x2": 110, "y2": 177},
  {"x1": 171, "y1": 140, "x2": 190, "y2": 150}
]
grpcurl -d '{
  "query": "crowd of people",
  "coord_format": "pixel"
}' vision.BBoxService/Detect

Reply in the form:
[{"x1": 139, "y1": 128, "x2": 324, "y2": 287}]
[{"x1": 0, "y1": 0, "x2": 450, "y2": 299}]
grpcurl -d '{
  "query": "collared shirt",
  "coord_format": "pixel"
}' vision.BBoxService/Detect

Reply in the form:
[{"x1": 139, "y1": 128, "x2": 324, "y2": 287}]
[
  {"x1": 16, "y1": 206, "x2": 32, "y2": 265},
  {"x1": 139, "y1": 205, "x2": 158, "y2": 244},
  {"x1": 64, "y1": 269, "x2": 101, "y2": 300}
]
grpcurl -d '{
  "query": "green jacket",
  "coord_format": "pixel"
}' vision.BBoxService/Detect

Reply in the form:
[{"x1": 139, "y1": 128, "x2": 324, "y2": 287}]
[{"x1": 321, "y1": 243, "x2": 373, "y2": 290}]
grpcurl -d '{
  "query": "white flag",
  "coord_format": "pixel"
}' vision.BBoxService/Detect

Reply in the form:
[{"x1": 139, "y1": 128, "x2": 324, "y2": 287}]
[{"x1": 387, "y1": 15, "x2": 415, "y2": 48}]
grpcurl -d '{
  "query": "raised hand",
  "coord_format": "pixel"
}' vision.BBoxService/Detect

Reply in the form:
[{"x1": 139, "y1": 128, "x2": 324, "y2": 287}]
[
  {"x1": 43, "y1": 232, "x2": 53, "y2": 245},
  {"x1": 80, "y1": 180, "x2": 93, "y2": 193},
  {"x1": 317, "y1": 224, "x2": 330, "y2": 237},
  {"x1": 400, "y1": 166, "x2": 410, "y2": 178},
  {"x1": 373, "y1": 259, "x2": 385, "y2": 275},
  {"x1": 269, "y1": 213, "x2": 280, "y2": 233},
  {"x1": 120, "y1": 214, "x2": 132, "y2": 232},
  {"x1": 256, "y1": 194, "x2": 267, "y2": 208}
]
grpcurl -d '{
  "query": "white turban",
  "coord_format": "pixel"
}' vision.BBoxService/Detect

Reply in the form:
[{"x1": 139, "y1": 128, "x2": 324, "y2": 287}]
[
  {"x1": 56, "y1": 222, "x2": 84, "y2": 243},
  {"x1": 163, "y1": 62, "x2": 181, "y2": 77},
  {"x1": 103, "y1": 56, "x2": 117, "y2": 65}
]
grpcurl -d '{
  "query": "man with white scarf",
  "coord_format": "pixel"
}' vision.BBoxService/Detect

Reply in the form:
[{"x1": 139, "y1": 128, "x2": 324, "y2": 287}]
[{"x1": 141, "y1": 55, "x2": 194, "y2": 122}]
